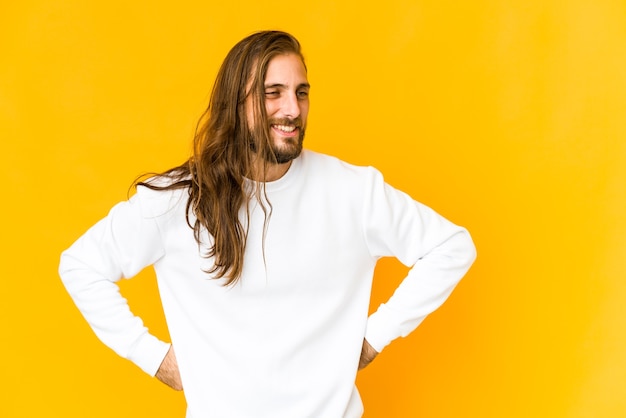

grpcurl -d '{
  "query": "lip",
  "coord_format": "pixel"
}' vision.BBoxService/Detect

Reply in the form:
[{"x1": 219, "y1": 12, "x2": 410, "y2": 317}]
[{"x1": 271, "y1": 124, "x2": 299, "y2": 137}]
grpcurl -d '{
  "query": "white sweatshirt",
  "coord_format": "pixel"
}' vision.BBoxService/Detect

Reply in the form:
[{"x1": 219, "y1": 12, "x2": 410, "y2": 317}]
[{"x1": 59, "y1": 149, "x2": 476, "y2": 418}]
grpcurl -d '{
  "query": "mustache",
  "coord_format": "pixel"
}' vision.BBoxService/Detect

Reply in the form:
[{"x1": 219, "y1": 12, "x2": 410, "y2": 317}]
[{"x1": 268, "y1": 117, "x2": 303, "y2": 128}]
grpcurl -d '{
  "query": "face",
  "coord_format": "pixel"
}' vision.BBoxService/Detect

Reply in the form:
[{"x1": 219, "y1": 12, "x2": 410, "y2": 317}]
[{"x1": 247, "y1": 53, "x2": 310, "y2": 164}]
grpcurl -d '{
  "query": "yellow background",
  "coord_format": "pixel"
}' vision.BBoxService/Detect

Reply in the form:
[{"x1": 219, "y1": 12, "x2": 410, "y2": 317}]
[{"x1": 2, "y1": 1, "x2": 625, "y2": 417}]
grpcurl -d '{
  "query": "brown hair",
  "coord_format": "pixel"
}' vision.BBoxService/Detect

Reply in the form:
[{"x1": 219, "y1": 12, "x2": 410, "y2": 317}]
[{"x1": 138, "y1": 31, "x2": 305, "y2": 285}]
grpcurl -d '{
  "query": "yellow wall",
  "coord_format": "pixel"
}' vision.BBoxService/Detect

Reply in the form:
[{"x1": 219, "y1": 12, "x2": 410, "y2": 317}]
[{"x1": 2, "y1": 1, "x2": 625, "y2": 417}]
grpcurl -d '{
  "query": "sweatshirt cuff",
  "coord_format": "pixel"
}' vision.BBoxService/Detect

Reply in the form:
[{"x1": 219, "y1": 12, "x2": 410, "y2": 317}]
[
  {"x1": 364, "y1": 308, "x2": 393, "y2": 353},
  {"x1": 127, "y1": 333, "x2": 171, "y2": 377},
  {"x1": 365, "y1": 303, "x2": 424, "y2": 353}
]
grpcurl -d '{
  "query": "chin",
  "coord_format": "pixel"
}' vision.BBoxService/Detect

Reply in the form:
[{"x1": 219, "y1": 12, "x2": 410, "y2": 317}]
[
  {"x1": 273, "y1": 148, "x2": 302, "y2": 164},
  {"x1": 271, "y1": 135, "x2": 304, "y2": 164}
]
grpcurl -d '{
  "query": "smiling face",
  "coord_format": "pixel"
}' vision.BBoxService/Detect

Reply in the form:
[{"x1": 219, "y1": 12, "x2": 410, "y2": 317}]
[{"x1": 247, "y1": 53, "x2": 310, "y2": 165}]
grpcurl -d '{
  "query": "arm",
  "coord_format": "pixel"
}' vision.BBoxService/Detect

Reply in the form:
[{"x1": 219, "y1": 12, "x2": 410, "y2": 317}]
[
  {"x1": 358, "y1": 339, "x2": 378, "y2": 370},
  {"x1": 362, "y1": 168, "x2": 477, "y2": 353},
  {"x1": 156, "y1": 346, "x2": 183, "y2": 390},
  {"x1": 59, "y1": 188, "x2": 172, "y2": 376}
]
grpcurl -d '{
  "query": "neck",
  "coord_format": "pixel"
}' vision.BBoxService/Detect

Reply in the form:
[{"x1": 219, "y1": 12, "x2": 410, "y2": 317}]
[{"x1": 250, "y1": 159, "x2": 292, "y2": 182}]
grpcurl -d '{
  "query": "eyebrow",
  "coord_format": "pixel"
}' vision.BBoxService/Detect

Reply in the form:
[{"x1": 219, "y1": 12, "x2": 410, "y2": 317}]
[{"x1": 264, "y1": 82, "x2": 311, "y2": 89}]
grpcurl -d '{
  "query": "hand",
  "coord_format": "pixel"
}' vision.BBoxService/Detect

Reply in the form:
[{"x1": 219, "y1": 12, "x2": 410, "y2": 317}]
[
  {"x1": 156, "y1": 345, "x2": 183, "y2": 391},
  {"x1": 358, "y1": 338, "x2": 379, "y2": 370}
]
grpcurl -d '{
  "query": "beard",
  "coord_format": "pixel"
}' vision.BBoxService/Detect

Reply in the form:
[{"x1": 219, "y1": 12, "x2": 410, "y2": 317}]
[
  {"x1": 271, "y1": 131, "x2": 304, "y2": 164},
  {"x1": 250, "y1": 117, "x2": 305, "y2": 164}
]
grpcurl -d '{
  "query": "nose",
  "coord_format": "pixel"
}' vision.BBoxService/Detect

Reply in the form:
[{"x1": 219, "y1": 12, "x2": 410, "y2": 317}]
[{"x1": 281, "y1": 92, "x2": 301, "y2": 119}]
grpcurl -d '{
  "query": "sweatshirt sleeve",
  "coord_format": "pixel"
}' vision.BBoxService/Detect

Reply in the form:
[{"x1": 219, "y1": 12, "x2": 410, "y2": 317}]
[
  {"x1": 58, "y1": 187, "x2": 172, "y2": 376},
  {"x1": 362, "y1": 168, "x2": 476, "y2": 353}
]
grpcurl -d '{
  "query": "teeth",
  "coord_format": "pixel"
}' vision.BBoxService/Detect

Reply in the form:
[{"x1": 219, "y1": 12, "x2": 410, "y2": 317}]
[{"x1": 274, "y1": 124, "x2": 296, "y2": 132}]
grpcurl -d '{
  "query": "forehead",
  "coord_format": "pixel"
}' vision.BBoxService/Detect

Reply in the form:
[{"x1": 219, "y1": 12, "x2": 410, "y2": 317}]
[{"x1": 264, "y1": 53, "x2": 308, "y2": 85}]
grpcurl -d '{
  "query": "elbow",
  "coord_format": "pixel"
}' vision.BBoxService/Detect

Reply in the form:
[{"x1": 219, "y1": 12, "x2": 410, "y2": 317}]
[
  {"x1": 58, "y1": 249, "x2": 79, "y2": 294},
  {"x1": 459, "y1": 227, "x2": 477, "y2": 268},
  {"x1": 58, "y1": 248, "x2": 76, "y2": 283},
  {"x1": 58, "y1": 250, "x2": 69, "y2": 282}
]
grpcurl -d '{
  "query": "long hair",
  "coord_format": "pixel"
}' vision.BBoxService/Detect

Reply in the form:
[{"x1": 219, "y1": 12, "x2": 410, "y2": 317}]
[{"x1": 138, "y1": 31, "x2": 305, "y2": 285}]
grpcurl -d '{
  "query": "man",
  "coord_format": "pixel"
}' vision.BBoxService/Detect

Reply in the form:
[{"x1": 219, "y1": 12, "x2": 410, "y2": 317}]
[{"x1": 59, "y1": 31, "x2": 476, "y2": 417}]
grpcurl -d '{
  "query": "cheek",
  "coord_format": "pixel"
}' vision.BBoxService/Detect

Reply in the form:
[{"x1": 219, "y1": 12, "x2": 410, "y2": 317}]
[
  {"x1": 300, "y1": 103, "x2": 310, "y2": 121},
  {"x1": 265, "y1": 101, "x2": 279, "y2": 117}
]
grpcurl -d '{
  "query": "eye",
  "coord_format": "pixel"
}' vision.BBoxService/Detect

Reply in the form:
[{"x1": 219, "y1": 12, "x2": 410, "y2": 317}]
[
  {"x1": 297, "y1": 90, "x2": 309, "y2": 99},
  {"x1": 265, "y1": 90, "x2": 279, "y2": 97}
]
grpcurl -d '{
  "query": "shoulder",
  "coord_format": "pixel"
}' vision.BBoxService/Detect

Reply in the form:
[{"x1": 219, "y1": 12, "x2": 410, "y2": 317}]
[
  {"x1": 132, "y1": 177, "x2": 190, "y2": 219},
  {"x1": 295, "y1": 150, "x2": 388, "y2": 204},
  {"x1": 300, "y1": 149, "x2": 379, "y2": 179}
]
